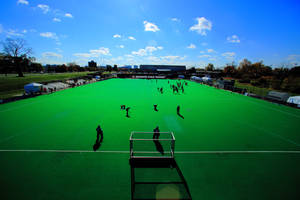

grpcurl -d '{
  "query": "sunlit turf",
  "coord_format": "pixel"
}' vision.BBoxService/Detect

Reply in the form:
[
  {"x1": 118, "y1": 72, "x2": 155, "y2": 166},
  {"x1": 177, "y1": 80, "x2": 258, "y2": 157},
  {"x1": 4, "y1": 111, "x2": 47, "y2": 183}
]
[{"x1": 0, "y1": 78, "x2": 299, "y2": 200}]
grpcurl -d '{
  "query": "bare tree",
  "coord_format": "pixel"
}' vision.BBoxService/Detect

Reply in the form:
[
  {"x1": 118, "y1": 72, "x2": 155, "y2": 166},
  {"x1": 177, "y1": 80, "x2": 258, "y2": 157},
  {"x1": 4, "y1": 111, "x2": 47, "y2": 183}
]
[
  {"x1": 2, "y1": 38, "x2": 33, "y2": 77},
  {"x1": 205, "y1": 63, "x2": 214, "y2": 71}
]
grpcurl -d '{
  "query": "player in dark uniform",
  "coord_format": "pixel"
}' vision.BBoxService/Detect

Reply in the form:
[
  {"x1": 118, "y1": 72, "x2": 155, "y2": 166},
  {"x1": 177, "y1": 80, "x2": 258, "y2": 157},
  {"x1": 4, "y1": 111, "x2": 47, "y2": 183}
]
[
  {"x1": 96, "y1": 125, "x2": 103, "y2": 141},
  {"x1": 154, "y1": 104, "x2": 158, "y2": 111},
  {"x1": 153, "y1": 126, "x2": 160, "y2": 139},
  {"x1": 126, "y1": 107, "x2": 130, "y2": 118}
]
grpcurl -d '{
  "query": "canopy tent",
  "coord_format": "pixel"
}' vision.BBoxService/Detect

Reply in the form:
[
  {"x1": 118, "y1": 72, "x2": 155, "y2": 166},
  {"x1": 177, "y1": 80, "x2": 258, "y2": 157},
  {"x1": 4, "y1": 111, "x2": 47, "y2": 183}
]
[
  {"x1": 287, "y1": 96, "x2": 300, "y2": 107},
  {"x1": 202, "y1": 76, "x2": 212, "y2": 82},
  {"x1": 24, "y1": 83, "x2": 43, "y2": 94},
  {"x1": 42, "y1": 82, "x2": 69, "y2": 92},
  {"x1": 47, "y1": 82, "x2": 68, "y2": 90},
  {"x1": 190, "y1": 76, "x2": 202, "y2": 82}
]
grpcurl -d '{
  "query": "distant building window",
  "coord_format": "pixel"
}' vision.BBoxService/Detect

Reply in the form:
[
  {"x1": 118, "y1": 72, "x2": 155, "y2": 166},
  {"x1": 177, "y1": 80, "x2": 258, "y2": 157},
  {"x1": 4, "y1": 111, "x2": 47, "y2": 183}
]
[{"x1": 140, "y1": 65, "x2": 186, "y2": 72}]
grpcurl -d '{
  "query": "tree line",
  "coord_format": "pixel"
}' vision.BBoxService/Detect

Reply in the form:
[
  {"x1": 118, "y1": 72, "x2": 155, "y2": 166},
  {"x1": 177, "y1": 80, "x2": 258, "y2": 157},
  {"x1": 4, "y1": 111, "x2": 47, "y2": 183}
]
[
  {"x1": 222, "y1": 59, "x2": 300, "y2": 94},
  {"x1": 1, "y1": 38, "x2": 299, "y2": 94},
  {"x1": 0, "y1": 38, "x2": 120, "y2": 76}
]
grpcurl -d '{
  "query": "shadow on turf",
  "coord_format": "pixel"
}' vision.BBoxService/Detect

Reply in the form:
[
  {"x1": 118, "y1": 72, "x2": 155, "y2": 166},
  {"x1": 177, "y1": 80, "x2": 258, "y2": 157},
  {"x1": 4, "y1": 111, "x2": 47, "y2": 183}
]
[
  {"x1": 130, "y1": 158, "x2": 192, "y2": 200},
  {"x1": 154, "y1": 141, "x2": 164, "y2": 155},
  {"x1": 177, "y1": 113, "x2": 184, "y2": 119},
  {"x1": 93, "y1": 136, "x2": 103, "y2": 151}
]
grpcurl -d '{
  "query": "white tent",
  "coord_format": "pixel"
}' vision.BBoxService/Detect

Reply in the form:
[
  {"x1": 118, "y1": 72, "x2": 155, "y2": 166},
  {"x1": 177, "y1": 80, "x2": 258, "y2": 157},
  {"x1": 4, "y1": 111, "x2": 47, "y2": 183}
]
[
  {"x1": 47, "y1": 82, "x2": 68, "y2": 90},
  {"x1": 287, "y1": 96, "x2": 300, "y2": 107},
  {"x1": 202, "y1": 76, "x2": 212, "y2": 82},
  {"x1": 24, "y1": 83, "x2": 43, "y2": 94},
  {"x1": 190, "y1": 76, "x2": 202, "y2": 82}
]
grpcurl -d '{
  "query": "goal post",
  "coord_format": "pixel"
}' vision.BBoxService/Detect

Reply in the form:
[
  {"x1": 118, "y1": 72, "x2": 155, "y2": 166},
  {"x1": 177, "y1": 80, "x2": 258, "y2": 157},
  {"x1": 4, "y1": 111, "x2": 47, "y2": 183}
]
[{"x1": 130, "y1": 131, "x2": 175, "y2": 159}]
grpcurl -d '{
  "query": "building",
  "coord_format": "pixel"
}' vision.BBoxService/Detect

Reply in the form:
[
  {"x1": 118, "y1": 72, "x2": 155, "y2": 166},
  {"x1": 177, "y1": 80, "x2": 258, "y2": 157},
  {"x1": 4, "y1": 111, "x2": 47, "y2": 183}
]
[
  {"x1": 266, "y1": 91, "x2": 290, "y2": 102},
  {"x1": 88, "y1": 60, "x2": 97, "y2": 68},
  {"x1": 216, "y1": 79, "x2": 235, "y2": 90},
  {"x1": 139, "y1": 65, "x2": 186, "y2": 72}
]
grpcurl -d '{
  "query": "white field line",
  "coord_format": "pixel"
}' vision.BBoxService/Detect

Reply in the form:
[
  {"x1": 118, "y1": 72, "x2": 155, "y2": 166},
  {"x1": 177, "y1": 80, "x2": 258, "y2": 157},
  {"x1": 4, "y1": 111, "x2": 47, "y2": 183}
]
[
  {"x1": 0, "y1": 149, "x2": 300, "y2": 154},
  {"x1": 176, "y1": 150, "x2": 300, "y2": 154},
  {"x1": 0, "y1": 149, "x2": 129, "y2": 153}
]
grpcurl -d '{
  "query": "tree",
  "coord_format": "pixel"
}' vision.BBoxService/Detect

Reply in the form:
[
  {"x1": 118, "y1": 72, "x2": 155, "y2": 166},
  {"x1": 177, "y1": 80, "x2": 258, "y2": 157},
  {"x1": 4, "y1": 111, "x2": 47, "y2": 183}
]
[
  {"x1": 289, "y1": 66, "x2": 300, "y2": 77},
  {"x1": 223, "y1": 65, "x2": 237, "y2": 77},
  {"x1": 30, "y1": 62, "x2": 43, "y2": 72},
  {"x1": 205, "y1": 63, "x2": 214, "y2": 71},
  {"x1": 272, "y1": 67, "x2": 289, "y2": 89},
  {"x1": 106, "y1": 65, "x2": 112, "y2": 72},
  {"x1": 187, "y1": 67, "x2": 196, "y2": 73},
  {"x1": 113, "y1": 64, "x2": 118, "y2": 71},
  {"x1": 2, "y1": 38, "x2": 33, "y2": 77}
]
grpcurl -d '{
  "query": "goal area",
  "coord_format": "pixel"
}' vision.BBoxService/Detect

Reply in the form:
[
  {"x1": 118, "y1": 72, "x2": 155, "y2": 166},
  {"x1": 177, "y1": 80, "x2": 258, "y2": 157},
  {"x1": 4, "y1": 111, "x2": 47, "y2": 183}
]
[{"x1": 130, "y1": 131, "x2": 175, "y2": 159}]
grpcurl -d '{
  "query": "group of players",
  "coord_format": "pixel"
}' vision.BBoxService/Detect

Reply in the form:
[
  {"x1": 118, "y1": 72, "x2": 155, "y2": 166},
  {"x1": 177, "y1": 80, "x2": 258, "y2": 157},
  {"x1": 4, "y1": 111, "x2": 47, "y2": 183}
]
[
  {"x1": 157, "y1": 80, "x2": 188, "y2": 95},
  {"x1": 94, "y1": 79, "x2": 188, "y2": 151}
]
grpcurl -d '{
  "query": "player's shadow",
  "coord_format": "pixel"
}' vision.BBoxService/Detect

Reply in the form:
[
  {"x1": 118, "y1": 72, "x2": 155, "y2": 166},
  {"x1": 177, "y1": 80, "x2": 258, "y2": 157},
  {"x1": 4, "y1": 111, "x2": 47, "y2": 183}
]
[
  {"x1": 154, "y1": 140, "x2": 164, "y2": 155},
  {"x1": 130, "y1": 158, "x2": 192, "y2": 200},
  {"x1": 177, "y1": 112, "x2": 184, "y2": 119},
  {"x1": 93, "y1": 136, "x2": 103, "y2": 151}
]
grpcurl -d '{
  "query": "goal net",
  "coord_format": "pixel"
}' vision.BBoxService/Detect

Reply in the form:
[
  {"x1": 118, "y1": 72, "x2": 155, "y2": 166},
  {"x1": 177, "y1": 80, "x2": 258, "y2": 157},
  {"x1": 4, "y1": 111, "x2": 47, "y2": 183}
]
[{"x1": 130, "y1": 131, "x2": 175, "y2": 159}]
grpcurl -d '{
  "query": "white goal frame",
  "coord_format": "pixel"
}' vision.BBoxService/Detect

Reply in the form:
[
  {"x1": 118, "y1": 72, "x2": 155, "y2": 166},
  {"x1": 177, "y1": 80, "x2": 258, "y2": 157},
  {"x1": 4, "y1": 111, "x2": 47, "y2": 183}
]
[{"x1": 130, "y1": 131, "x2": 175, "y2": 159}]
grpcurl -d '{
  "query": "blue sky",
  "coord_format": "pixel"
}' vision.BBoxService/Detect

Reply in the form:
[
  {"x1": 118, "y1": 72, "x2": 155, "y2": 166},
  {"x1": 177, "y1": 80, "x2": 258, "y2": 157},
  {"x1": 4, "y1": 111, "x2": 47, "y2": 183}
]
[{"x1": 0, "y1": 0, "x2": 300, "y2": 68}]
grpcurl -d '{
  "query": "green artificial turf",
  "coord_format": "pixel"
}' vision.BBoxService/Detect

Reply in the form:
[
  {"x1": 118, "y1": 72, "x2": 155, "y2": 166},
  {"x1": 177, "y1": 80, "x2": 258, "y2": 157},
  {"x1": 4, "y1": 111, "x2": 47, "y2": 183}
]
[{"x1": 0, "y1": 78, "x2": 300, "y2": 200}]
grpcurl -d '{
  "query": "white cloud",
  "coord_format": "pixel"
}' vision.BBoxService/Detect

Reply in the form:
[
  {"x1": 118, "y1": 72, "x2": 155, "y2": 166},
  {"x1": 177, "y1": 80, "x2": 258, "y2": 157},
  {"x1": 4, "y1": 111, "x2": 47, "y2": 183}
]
[
  {"x1": 227, "y1": 35, "x2": 240, "y2": 43},
  {"x1": 180, "y1": 55, "x2": 187, "y2": 60},
  {"x1": 90, "y1": 47, "x2": 110, "y2": 56},
  {"x1": 128, "y1": 36, "x2": 136, "y2": 40},
  {"x1": 56, "y1": 48, "x2": 63, "y2": 53},
  {"x1": 147, "y1": 56, "x2": 161, "y2": 62},
  {"x1": 209, "y1": 58, "x2": 217, "y2": 61},
  {"x1": 113, "y1": 34, "x2": 121, "y2": 38},
  {"x1": 74, "y1": 47, "x2": 111, "y2": 58},
  {"x1": 198, "y1": 54, "x2": 211, "y2": 58},
  {"x1": 42, "y1": 52, "x2": 63, "y2": 58},
  {"x1": 207, "y1": 49, "x2": 215, "y2": 53},
  {"x1": 131, "y1": 46, "x2": 163, "y2": 56},
  {"x1": 125, "y1": 54, "x2": 134, "y2": 58},
  {"x1": 17, "y1": 0, "x2": 29, "y2": 5},
  {"x1": 287, "y1": 54, "x2": 300, "y2": 61},
  {"x1": 65, "y1": 13, "x2": 73, "y2": 18},
  {"x1": 40, "y1": 32, "x2": 58, "y2": 40},
  {"x1": 189, "y1": 17, "x2": 212, "y2": 35},
  {"x1": 53, "y1": 18, "x2": 61, "y2": 22},
  {"x1": 161, "y1": 55, "x2": 180, "y2": 60},
  {"x1": 145, "y1": 46, "x2": 157, "y2": 53},
  {"x1": 222, "y1": 52, "x2": 236, "y2": 59},
  {"x1": 187, "y1": 44, "x2": 196, "y2": 49},
  {"x1": 73, "y1": 53, "x2": 92, "y2": 58},
  {"x1": 143, "y1": 21, "x2": 160, "y2": 32},
  {"x1": 132, "y1": 49, "x2": 147, "y2": 56},
  {"x1": 37, "y1": 4, "x2": 50, "y2": 14},
  {"x1": 22, "y1": 29, "x2": 27, "y2": 33},
  {"x1": 171, "y1": 18, "x2": 180, "y2": 22},
  {"x1": 119, "y1": 45, "x2": 125, "y2": 48},
  {"x1": 200, "y1": 51, "x2": 205, "y2": 54},
  {"x1": 201, "y1": 42, "x2": 208, "y2": 46},
  {"x1": 6, "y1": 29, "x2": 24, "y2": 37}
]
